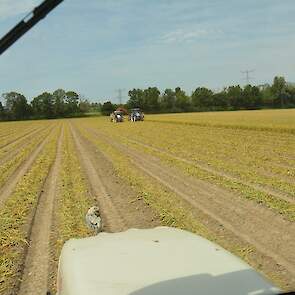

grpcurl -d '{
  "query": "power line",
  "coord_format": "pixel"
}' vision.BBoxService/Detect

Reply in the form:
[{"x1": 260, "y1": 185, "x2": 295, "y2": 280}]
[
  {"x1": 116, "y1": 88, "x2": 125, "y2": 105},
  {"x1": 241, "y1": 69, "x2": 255, "y2": 85}
]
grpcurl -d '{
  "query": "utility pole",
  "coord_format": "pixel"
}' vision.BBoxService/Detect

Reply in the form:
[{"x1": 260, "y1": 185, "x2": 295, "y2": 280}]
[
  {"x1": 116, "y1": 88, "x2": 125, "y2": 105},
  {"x1": 241, "y1": 69, "x2": 255, "y2": 85}
]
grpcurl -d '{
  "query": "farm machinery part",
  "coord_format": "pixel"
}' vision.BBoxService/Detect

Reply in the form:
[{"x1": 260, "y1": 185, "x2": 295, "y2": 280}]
[
  {"x1": 0, "y1": 0, "x2": 64, "y2": 55},
  {"x1": 50, "y1": 206, "x2": 282, "y2": 295},
  {"x1": 129, "y1": 108, "x2": 145, "y2": 122},
  {"x1": 110, "y1": 111, "x2": 124, "y2": 123}
]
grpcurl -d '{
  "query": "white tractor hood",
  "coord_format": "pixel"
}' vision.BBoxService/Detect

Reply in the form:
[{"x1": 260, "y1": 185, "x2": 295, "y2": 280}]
[{"x1": 57, "y1": 227, "x2": 280, "y2": 295}]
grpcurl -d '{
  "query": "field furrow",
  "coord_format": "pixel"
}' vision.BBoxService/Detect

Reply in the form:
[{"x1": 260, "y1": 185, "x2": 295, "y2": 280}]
[
  {"x1": 0, "y1": 110, "x2": 294, "y2": 293},
  {"x1": 147, "y1": 109, "x2": 295, "y2": 134},
  {"x1": 0, "y1": 126, "x2": 60, "y2": 294},
  {"x1": 0, "y1": 121, "x2": 41, "y2": 140},
  {"x1": 0, "y1": 125, "x2": 49, "y2": 163},
  {"x1": 0, "y1": 125, "x2": 56, "y2": 206},
  {"x1": 74, "y1": 121, "x2": 295, "y2": 289},
  {"x1": 118, "y1": 136, "x2": 295, "y2": 204},
  {"x1": 48, "y1": 123, "x2": 93, "y2": 293},
  {"x1": 17, "y1": 125, "x2": 64, "y2": 295},
  {"x1": 83, "y1": 118, "x2": 295, "y2": 198},
  {"x1": 0, "y1": 122, "x2": 49, "y2": 151}
]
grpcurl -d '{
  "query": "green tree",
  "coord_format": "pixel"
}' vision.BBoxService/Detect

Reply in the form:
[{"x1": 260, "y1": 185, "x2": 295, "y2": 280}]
[
  {"x1": 31, "y1": 95, "x2": 44, "y2": 116},
  {"x1": 2, "y1": 92, "x2": 30, "y2": 120},
  {"x1": 142, "y1": 87, "x2": 160, "y2": 111},
  {"x1": 0, "y1": 101, "x2": 5, "y2": 120},
  {"x1": 65, "y1": 91, "x2": 80, "y2": 114},
  {"x1": 79, "y1": 99, "x2": 91, "y2": 113},
  {"x1": 226, "y1": 85, "x2": 243, "y2": 108},
  {"x1": 286, "y1": 84, "x2": 295, "y2": 106},
  {"x1": 271, "y1": 76, "x2": 287, "y2": 108},
  {"x1": 160, "y1": 88, "x2": 176, "y2": 110},
  {"x1": 101, "y1": 101, "x2": 114, "y2": 115},
  {"x1": 260, "y1": 84, "x2": 275, "y2": 107},
  {"x1": 31, "y1": 92, "x2": 54, "y2": 118},
  {"x1": 191, "y1": 87, "x2": 214, "y2": 108},
  {"x1": 127, "y1": 89, "x2": 144, "y2": 109},
  {"x1": 242, "y1": 85, "x2": 262, "y2": 108},
  {"x1": 42, "y1": 92, "x2": 54, "y2": 118},
  {"x1": 90, "y1": 102, "x2": 102, "y2": 112},
  {"x1": 212, "y1": 91, "x2": 228, "y2": 108},
  {"x1": 52, "y1": 89, "x2": 66, "y2": 116},
  {"x1": 175, "y1": 87, "x2": 191, "y2": 111}
]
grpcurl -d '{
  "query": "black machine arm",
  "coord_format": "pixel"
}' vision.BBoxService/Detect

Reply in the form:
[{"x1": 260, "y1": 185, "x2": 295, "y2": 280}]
[{"x1": 0, "y1": 0, "x2": 64, "y2": 55}]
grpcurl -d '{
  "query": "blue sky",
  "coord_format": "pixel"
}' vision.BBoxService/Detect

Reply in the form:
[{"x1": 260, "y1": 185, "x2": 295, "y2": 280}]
[{"x1": 0, "y1": 0, "x2": 295, "y2": 103}]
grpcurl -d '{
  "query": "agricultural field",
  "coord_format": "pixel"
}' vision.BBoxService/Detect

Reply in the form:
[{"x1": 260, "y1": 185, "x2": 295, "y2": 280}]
[{"x1": 0, "y1": 109, "x2": 294, "y2": 294}]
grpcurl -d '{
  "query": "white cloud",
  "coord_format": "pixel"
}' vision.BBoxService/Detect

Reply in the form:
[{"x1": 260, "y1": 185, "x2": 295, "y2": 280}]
[
  {"x1": 160, "y1": 27, "x2": 222, "y2": 44},
  {"x1": 0, "y1": 0, "x2": 40, "y2": 20}
]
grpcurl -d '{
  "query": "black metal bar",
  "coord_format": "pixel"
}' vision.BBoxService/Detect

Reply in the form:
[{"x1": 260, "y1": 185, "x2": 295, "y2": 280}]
[{"x1": 0, "y1": 0, "x2": 64, "y2": 55}]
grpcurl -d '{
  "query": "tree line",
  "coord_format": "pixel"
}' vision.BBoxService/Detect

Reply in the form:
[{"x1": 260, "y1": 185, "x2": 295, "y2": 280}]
[
  {"x1": 101, "y1": 76, "x2": 295, "y2": 115},
  {"x1": 0, "y1": 89, "x2": 99, "y2": 121},
  {"x1": 1, "y1": 76, "x2": 295, "y2": 121}
]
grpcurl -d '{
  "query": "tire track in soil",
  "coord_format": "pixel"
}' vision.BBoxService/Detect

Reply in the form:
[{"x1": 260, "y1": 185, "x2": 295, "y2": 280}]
[
  {"x1": 84, "y1": 126, "x2": 295, "y2": 288},
  {"x1": 112, "y1": 134, "x2": 295, "y2": 205},
  {"x1": 17, "y1": 125, "x2": 64, "y2": 295},
  {"x1": 70, "y1": 124, "x2": 127, "y2": 233},
  {"x1": 0, "y1": 125, "x2": 56, "y2": 208},
  {"x1": 71, "y1": 123, "x2": 160, "y2": 232},
  {"x1": 0, "y1": 126, "x2": 44, "y2": 150},
  {"x1": 0, "y1": 126, "x2": 49, "y2": 166}
]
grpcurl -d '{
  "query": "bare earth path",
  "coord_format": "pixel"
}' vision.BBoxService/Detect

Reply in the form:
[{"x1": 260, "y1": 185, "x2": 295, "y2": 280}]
[
  {"x1": 70, "y1": 124, "x2": 159, "y2": 233},
  {"x1": 17, "y1": 126, "x2": 63, "y2": 295},
  {"x1": 83, "y1": 125, "x2": 295, "y2": 289}
]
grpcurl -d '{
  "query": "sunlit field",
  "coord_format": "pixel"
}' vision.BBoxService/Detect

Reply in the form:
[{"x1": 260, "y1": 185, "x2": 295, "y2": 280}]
[
  {"x1": 0, "y1": 109, "x2": 294, "y2": 293},
  {"x1": 147, "y1": 109, "x2": 295, "y2": 133}
]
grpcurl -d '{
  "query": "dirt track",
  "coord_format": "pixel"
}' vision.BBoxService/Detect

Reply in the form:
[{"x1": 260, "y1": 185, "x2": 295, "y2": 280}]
[
  {"x1": 18, "y1": 127, "x2": 63, "y2": 295},
  {"x1": 70, "y1": 125, "x2": 158, "y2": 232},
  {"x1": 1, "y1": 119, "x2": 294, "y2": 294},
  {"x1": 77, "y1": 124, "x2": 295, "y2": 289},
  {"x1": 1, "y1": 121, "x2": 158, "y2": 295}
]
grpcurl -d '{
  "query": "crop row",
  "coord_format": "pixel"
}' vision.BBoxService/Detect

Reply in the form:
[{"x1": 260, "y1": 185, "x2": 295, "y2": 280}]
[
  {"x1": 75, "y1": 123, "x2": 291, "y2": 289},
  {"x1": 76, "y1": 124, "x2": 213, "y2": 235},
  {"x1": 84, "y1": 118, "x2": 295, "y2": 198},
  {"x1": 0, "y1": 126, "x2": 60, "y2": 294},
  {"x1": 75, "y1": 124, "x2": 263, "y2": 262},
  {"x1": 0, "y1": 121, "x2": 49, "y2": 148},
  {"x1": 49, "y1": 123, "x2": 93, "y2": 292},
  {"x1": 147, "y1": 109, "x2": 295, "y2": 134},
  {"x1": 77, "y1": 118, "x2": 295, "y2": 220},
  {"x1": 0, "y1": 126, "x2": 55, "y2": 189},
  {"x1": 0, "y1": 124, "x2": 50, "y2": 161},
  {"x1": 0, "y1": 121, "x2": 36, "y2": 138}
]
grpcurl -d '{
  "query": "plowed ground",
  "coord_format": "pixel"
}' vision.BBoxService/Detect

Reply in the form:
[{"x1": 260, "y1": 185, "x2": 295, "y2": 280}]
[{"x1": 0, "y1": 111, "x2": 294, "y2": 294}]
